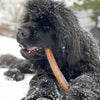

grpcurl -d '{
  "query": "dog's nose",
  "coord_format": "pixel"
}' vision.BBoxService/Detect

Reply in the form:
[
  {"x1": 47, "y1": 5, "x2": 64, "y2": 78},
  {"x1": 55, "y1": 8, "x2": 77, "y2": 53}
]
[
  {"x1": 17, "y1": 29, "x2": 26, "y2": 38},
  {"x1": 17, "y1": 28, "x2": 30, "y2": 39}
]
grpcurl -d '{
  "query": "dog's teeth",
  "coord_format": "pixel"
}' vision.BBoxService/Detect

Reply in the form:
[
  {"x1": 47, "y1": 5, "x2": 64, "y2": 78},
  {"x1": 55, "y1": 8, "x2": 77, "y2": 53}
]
[
  {"x1": 28, "y1": 51, "x2": 31, "y2": 53},
  {"x1": 22, "y1": 46, "x2": 25, "y2": 49},
  {"x1": 20, "y1": 44, "x2": 26, "y2": 49},
  {"x1": 37, "y1": 49, "x2": 39, "y2": 51},
  {"x1": 33, "y1": 48, "x2": 42, "y2": 51},
  {"x1": 39, "y1": 48, "x2": 42, "y2": 49}
]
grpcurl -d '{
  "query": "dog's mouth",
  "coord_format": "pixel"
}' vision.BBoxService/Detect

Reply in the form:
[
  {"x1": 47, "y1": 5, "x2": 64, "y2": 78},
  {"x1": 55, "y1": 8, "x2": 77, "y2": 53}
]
[{"x1": 19, "y1": 44, "x2": 45, "y2": 57}]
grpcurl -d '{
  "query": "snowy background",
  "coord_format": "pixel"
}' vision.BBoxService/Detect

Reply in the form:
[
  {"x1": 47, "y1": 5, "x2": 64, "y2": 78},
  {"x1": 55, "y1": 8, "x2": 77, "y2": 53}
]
[{"x1": 0, "y1": 35, "x2": 34, "y2": 100}]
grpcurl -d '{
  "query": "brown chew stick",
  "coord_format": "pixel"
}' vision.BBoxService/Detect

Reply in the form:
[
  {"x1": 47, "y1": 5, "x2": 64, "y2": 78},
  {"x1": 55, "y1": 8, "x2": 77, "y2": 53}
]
[{"x1": 45, "y1": 49, "x2": 69, "y2": 92}]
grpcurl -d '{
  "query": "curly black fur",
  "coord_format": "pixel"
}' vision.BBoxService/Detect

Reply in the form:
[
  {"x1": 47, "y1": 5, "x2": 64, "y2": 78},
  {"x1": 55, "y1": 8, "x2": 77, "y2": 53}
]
[{"x1": 0, "y1": 0, "x2": 100, "y2": 99}]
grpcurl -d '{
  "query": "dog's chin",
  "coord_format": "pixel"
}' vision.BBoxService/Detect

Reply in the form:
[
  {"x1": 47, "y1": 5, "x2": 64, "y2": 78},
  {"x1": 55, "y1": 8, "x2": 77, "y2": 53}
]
[{"x1": 19, "y1": 44, "x2": 46, "y2": 60}]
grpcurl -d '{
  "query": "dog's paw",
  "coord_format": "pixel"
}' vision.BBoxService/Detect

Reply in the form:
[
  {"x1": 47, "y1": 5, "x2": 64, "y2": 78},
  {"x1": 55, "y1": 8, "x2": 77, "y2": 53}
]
[{"x1": 4, "y1": 68, "x2": 24, "y2": 81}]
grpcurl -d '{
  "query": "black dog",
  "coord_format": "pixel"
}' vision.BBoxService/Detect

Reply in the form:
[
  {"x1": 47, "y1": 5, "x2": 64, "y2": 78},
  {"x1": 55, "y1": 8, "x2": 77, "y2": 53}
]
[{"x1": 0, "y1": 0, "x2": 100, "y2": 99}]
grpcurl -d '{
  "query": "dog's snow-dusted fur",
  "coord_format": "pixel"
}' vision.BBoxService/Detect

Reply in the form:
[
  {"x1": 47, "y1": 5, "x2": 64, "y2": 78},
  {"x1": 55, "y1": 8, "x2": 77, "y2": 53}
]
[{"x1": 0, "y1": 0, "x2": 100, "y2": 99}]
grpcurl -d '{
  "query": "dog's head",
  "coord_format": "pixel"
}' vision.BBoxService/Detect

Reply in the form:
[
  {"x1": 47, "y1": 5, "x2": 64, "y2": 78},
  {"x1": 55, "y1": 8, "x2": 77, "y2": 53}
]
[
  {"x1": 17, "y1": 0, "x2": 81, "y2": 65},
  {"x1": 17, "y1": 0, "x2": 60, "y2": 60}
]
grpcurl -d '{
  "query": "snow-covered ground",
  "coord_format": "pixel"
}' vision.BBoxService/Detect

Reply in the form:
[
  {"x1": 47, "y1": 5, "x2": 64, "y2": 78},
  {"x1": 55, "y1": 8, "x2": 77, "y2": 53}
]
[{"x1": 0, "y1": 35, "x2": 33, "y2": 100}]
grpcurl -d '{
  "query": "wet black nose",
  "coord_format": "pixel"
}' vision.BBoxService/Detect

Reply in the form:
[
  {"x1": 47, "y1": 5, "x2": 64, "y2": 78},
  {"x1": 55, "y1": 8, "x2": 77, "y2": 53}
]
[
  {"x1": 17, "y1": 29, "x2": 25, "y2": 38},
  {"x1": 17, "y1": 28, "x2": 30, "y2": 39}
]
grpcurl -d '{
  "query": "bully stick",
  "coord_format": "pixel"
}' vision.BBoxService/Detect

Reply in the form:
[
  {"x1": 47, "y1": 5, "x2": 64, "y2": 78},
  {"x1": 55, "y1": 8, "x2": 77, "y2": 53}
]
[{"x1": 45, "y1": 49, "x2": 69, "y2": 92}]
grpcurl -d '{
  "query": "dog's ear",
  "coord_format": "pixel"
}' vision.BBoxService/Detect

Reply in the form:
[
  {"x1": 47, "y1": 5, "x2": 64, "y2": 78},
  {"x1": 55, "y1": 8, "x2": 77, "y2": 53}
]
[
  {"x1": 66, "y1": 34, "x2": 81, "y2": 66},
  {"x1": 53, "y1": 8, "x2": 82, "y2": 66},
  {"x1": 58, "y1": 29, "x2": 82, "y2": 66}
]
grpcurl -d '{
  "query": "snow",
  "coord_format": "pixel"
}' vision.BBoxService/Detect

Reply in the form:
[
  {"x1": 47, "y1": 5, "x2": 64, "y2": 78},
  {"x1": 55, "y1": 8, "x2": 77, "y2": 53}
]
[
  {"x1": 0, "y1": 0, "x2": 24, "y2": 24},
  {"x1": 0, "y1": 35, "x2": 23, "y2": 58},
  {"x1": 0, "y1": 35, "x2": 34, "y2": 100}
]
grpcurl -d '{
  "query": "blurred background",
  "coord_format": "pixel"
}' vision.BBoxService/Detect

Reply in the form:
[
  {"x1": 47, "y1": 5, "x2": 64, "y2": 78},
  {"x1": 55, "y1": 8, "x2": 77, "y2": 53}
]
[{"x1": 0, "y1": 0, "x2": 100, "y2": 47}]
